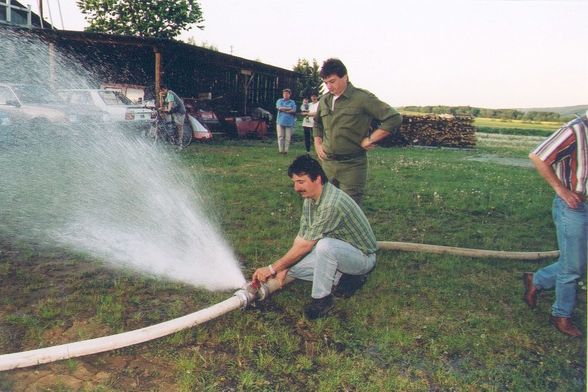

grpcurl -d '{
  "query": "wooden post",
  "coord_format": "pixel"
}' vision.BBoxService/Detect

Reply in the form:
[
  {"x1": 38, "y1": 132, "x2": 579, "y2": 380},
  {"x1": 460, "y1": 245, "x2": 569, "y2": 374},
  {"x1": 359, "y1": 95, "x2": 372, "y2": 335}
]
[
  {"x1": 48, "y1": 42, "x2": 56, "y2": 89},
  {"x1": 240, "y1": 69, "x2": 252, "y2": 115},
  {"x1": 154, "y1": 48, "x2": 161, "y2": 107}
]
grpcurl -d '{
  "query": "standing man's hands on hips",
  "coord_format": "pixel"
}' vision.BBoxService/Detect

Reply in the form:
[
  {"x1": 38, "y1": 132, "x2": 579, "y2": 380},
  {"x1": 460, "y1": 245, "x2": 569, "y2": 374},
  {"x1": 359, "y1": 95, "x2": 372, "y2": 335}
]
[{"x1": 314, "y1": 137, "x2": 327, "y2": 160}]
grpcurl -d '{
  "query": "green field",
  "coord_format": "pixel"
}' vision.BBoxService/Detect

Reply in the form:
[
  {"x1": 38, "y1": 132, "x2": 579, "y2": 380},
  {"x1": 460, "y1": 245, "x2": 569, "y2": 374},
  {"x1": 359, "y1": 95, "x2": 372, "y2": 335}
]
[
  {"x1": 474, "y1": 117, "x2": 563, "y2": 137},
  {"x1": 0, "y1": 136, "x2": 585, "y2": 391}
]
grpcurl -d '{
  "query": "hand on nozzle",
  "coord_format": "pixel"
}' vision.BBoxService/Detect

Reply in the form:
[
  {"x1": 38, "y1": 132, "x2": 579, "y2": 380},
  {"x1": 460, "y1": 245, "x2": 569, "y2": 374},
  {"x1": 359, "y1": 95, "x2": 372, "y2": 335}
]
[{"x1": 251, "y1": 266, "x2": 273, "y2": 288}]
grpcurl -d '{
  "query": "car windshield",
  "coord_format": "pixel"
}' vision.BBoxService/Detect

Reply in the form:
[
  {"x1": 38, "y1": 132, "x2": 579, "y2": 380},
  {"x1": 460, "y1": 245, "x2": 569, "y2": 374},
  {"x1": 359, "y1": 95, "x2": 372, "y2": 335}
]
[
  {"x1": 13, "y1": 85, "x2": 64, "y2": 104},
  {"x1": 61, "y1": 91, "x2": 93, "y2": 105},
  {"x1": 98, "y1": 90, "x2": 133, "y2": 105}
]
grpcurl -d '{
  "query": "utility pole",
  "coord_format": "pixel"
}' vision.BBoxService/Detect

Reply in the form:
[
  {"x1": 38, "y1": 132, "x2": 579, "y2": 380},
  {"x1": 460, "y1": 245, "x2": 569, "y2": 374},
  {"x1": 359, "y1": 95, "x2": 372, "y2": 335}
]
[{"x1": 38, "y1": 0, "x2": 44, "y2": 28}]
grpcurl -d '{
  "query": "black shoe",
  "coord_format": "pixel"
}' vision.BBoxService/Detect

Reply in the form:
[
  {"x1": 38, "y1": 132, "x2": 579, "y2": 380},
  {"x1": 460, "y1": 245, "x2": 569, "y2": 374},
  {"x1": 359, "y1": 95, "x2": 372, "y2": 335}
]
[
  {"x1": 333, "y1": 273, "x2": 368, "y2": 298},
  {"x1": 304, "y1": 294, "x2": 334, "y2": 320}
]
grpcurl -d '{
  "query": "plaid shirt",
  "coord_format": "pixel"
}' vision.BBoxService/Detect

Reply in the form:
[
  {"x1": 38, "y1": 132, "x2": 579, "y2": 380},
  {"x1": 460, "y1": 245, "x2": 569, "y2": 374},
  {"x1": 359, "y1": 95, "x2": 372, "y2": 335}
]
[
  {"x1": 298, "y1": 182, "x2": 377, "y2": 254},
  {"x1": 532, "y1": 116, "x2": 588, "y2": 196}
]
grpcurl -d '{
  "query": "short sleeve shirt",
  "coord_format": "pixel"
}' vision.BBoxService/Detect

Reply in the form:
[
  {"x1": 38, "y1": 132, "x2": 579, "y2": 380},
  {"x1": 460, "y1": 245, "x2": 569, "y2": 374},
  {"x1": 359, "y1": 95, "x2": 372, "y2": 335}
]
[
  {"x1": 276, "y1": 98, "x2": 297, "y2": 127},
  {"x1": 302, "y1": 101, "x2": 319, "y2": 128},
  {"x1": 165, "y1": 90, "x2": 186, "y2": 114},
  {"x1": 532, "y1": 116, "x2": 588, "y2": 195},
  {"x1": 298, "y1": 182, "x2": 377, "y2": 254}
]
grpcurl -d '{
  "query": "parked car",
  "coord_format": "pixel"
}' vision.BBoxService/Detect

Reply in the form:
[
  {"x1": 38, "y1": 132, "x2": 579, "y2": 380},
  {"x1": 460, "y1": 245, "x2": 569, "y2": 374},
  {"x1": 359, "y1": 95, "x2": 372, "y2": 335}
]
[
  {"x1": 0, "y1": 109, "x2": 13, "y2": 144},
  {"x1": 0, "y1": 83, "x2": 105, "y2": 128},
  {"x1": 183, "y1": 98, "x2": 222, "y2": 131},
  {"x1": 0, "y1": 109, "x2": 11, "y2": 128},
  {"x1": 58, "y1": 89, "x2": 155, "y2": 129}
]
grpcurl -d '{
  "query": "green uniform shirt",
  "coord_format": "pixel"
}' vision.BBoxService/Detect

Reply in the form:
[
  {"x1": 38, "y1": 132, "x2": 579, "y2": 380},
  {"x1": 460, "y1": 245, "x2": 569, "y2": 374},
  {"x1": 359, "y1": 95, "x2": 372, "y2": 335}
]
[
  {"x1": 298, "y1": 182, "x2": 378, "y2": 254},
  {"x1": 313, "y1": 82, "x2": 402, "y2": 156}
]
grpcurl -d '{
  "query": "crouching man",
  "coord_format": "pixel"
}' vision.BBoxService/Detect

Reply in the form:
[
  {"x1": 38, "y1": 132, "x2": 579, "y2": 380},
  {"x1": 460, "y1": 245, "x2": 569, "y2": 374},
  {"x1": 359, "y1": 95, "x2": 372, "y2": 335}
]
[{"x1": 252, "y1": 155, "x2": 378, "y2": 319}]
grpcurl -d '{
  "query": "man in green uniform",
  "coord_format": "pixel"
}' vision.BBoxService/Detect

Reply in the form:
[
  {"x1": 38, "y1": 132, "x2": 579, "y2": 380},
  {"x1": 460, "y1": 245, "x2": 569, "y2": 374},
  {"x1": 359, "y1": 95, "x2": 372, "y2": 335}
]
[{"x1": 313, "y1": 58, "x2": 402, "y2": 204}]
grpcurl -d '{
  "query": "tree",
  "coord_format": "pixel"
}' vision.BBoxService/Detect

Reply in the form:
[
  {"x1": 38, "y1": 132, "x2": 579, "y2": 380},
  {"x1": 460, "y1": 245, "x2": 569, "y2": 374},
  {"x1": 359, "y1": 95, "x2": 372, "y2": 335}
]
[
  {"x1": 292, "y1": 58, "x2": 323, "y2": 98},
  {"x1": 77, "y1": 0, "x2": 204, "y2": 40},
  {"x1": 185, "y1": 37, "x2": 218, "y2": 51}
]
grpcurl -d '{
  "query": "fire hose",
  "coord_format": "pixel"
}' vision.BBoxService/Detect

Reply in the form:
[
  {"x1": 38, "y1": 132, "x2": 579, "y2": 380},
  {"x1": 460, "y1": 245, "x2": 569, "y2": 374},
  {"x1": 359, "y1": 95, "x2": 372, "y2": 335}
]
[{"x1": 0, "y1": 242, "x2": 558, "y2": 371}]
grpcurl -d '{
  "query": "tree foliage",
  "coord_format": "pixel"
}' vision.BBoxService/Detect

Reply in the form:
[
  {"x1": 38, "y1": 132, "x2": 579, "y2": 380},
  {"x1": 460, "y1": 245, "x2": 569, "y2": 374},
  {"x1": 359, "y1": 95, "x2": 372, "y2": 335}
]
[
  {"x1": 292, "y1": 58, "x2": 323, "y2": 98},
  {"x1": 185, "y1": 37, "x2": 218, "y2": 51},
  {"x1": 77, "y1": 0, "x2": 204, "y2": 40}
]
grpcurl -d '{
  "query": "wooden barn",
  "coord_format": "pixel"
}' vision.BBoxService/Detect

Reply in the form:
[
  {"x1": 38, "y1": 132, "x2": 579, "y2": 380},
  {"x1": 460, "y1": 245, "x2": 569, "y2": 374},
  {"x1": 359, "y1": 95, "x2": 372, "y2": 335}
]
[{"x1": 0, "y1": 23, "x2": 300, "y2": 118}]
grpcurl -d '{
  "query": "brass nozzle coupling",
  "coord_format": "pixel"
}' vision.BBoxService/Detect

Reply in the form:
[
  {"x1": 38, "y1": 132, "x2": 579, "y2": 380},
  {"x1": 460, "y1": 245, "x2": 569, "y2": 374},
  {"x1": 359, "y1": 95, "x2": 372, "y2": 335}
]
[{"x1": 233, "y1": 281, "x2": 261, "y2": 309}]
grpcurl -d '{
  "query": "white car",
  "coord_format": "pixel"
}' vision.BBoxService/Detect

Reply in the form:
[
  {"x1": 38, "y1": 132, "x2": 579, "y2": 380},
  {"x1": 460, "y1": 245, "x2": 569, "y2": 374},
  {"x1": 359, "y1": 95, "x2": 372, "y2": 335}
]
[
  {"x1": 0, "y1": 83, "x2": 105, "y2": 126},
  {"x1": 59, "y1": 89, "x2": 155, "y2": 127}
]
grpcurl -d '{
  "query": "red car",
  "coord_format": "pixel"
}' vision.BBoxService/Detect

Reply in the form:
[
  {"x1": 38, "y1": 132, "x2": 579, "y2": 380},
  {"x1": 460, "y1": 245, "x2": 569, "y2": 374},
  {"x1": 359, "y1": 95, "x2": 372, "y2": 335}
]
[{"x1": 183, "y1": 98, "x2": 221, "y2": 132}]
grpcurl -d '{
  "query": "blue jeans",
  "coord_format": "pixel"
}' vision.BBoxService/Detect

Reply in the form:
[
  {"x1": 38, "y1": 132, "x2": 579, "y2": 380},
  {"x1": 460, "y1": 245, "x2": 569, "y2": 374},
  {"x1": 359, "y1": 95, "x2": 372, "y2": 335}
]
[
  {"x1": 533, "y1": 197, "x2": 587, "y2": 317},
  {"x1": 288, "y1": 238, "x2": 376, "y2": 299}
]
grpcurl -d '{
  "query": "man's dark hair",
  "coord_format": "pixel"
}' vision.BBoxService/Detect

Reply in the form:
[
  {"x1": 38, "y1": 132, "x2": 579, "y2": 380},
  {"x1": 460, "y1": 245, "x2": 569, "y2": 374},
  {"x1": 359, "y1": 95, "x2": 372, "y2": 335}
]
[
  {"x1": 288, "y1": 155, "x2": 328, "y2": 184},
  {"x1": 320, "y1": 58, "x2": 348, "y2": 79}
]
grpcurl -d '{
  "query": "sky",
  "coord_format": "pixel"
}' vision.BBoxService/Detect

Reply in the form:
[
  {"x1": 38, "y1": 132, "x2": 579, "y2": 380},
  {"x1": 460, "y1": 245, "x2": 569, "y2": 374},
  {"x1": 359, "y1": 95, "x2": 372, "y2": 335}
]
[{"x1": 28, "y1": 0, "x2": 588, "y2": 109}]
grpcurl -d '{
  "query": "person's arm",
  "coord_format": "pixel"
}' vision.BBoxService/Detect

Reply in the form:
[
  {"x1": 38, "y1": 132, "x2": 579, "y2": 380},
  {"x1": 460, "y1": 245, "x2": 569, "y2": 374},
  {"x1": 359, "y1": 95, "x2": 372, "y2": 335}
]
[
  {"x1": 529, "y1": 152, "x2": 584, "y2": 208},
  {"x1": 360, "y1": 93, "x2": 402, "y2": 150},
  {"x1": 361, "y1": 128, "x2": 391, "y2": 150},
  {"x1": 252, "y1": 236, "x2": 317, "y2": 286},
  {"x1": 314, "y1": 136, "x2": 327, "y2": 160},
  {"x1": 287, "y1": 101, "x2": 297, "y2": 113},
  {"x1": 313, "y1": 104, "x2": 327, "y2": 160},
  {"x1": 163, "y1": 92, "x2": 174, "y2": 113}
]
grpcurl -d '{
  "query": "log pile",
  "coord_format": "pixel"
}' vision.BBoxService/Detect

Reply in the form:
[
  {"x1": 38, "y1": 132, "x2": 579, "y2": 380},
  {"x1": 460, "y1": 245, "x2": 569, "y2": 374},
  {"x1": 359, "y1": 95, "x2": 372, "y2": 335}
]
[{"x1": 380, "y1": 114, "x2": 476, "y2": 148}]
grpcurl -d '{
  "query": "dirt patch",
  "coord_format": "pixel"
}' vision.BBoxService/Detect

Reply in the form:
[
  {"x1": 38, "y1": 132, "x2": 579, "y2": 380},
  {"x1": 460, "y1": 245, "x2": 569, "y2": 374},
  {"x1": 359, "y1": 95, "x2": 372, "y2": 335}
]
[
  {"x1": 0, "y1": 242, "x2": 189, "y2": 391},
  {"x1": 3, "y1": 355, "x2": 178, "y2": 392}
]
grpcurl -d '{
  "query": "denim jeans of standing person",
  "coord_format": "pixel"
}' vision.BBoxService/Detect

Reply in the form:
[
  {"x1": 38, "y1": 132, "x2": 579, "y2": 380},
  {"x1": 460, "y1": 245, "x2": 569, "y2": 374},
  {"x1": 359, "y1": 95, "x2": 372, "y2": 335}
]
[
  {"x1": 276, "y1": 125, "x2": 292, "y2": 153},
  {"x1": 533, "y1": 196, "x2": 587, "y2": 317},
  {"x1": 288, "y1": 238, "x2": 376, "y2": 299}
]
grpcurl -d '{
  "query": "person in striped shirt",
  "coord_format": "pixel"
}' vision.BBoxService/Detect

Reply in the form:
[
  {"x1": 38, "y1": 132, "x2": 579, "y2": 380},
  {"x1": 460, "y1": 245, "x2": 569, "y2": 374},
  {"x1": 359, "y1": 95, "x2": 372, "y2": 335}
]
[
  {"x1": 252, "y1": 155, "x2": 378, "y2": 319},
  {"x1": 524, "y1": 112, "x2": 587, "y2": 337}
]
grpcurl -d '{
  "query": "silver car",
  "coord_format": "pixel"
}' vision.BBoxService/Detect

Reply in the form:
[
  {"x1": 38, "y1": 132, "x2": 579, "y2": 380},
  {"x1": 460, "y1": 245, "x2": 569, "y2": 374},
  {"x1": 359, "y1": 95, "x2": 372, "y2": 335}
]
[
  {"x1": 0, "y1": 83, "x2": 105, "y2": 127},
  {"x1": 59, "y1": 89, "x2": 155, "y2": 128}
]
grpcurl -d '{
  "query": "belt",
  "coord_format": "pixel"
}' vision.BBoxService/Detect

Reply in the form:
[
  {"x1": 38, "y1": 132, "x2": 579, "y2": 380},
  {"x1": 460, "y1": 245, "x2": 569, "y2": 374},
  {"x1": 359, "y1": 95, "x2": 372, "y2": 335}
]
[{"x1": 327, "y1": 151, "x2": 366, "y2": 161}]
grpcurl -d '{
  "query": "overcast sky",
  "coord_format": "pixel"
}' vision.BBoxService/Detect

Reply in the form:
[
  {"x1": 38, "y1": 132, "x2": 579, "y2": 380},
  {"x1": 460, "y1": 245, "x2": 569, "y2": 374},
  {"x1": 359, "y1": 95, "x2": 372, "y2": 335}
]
[{"x1": 30, "y1": 0, "x2": 587, "y2": 108}]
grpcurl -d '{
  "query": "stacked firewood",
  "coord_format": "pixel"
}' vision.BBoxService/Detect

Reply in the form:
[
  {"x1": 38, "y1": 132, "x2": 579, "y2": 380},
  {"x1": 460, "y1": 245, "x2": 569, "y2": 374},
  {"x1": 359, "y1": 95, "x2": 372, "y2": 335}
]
[{"x1": 380, "y1": 114, "x2": 476, "y2": 148}]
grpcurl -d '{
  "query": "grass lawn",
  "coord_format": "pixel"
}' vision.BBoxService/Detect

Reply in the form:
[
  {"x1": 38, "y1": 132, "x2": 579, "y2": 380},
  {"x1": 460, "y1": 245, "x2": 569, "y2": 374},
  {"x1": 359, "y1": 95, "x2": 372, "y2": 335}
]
[{"x1": 0, "y1": 135, "x2": 585, "y2": 391}]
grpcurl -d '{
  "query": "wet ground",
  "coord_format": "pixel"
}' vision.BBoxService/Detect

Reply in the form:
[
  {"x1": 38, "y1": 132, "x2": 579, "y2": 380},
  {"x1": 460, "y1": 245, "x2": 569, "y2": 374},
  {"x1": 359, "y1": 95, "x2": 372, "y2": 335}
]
[{"x1": 0, "y1": 242, "x2": 199, "y2": 391}]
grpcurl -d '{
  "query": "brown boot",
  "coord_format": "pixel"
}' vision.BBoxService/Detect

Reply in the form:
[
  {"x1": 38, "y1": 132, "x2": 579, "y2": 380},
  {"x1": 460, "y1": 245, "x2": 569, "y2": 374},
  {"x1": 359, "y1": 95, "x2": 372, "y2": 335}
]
[
  {"x1": 523, "y1": 272, "x2": 540, "y2": 308},
  {"x1": 550, "y1": 316, "x2": 582, "y2": 337}
]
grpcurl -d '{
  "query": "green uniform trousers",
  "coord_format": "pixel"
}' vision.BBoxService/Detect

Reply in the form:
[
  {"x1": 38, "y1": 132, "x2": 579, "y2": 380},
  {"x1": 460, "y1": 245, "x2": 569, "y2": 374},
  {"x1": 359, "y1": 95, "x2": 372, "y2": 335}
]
[{"x1": 321, "y1": 156, "x2": 367, "y2": 205}]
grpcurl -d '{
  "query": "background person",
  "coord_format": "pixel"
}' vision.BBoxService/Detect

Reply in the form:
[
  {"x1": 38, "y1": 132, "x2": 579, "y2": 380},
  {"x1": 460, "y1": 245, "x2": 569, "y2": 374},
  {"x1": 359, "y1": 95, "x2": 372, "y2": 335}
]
[
  {"x1": 301, "y1": 93, "x2": 319, "y2": 154},
  {"x1": 313, "y1": 58, "x2": 402, "y2": 205},
  {"x1": 275, "y1": 88, "x2": 297, "y2": 154},
  {"x1": 160, "y1": 85, "x2": 187, "y2": 148},
  {"x1": 252, "y1": 155, "x2": 378, "y2": 320},
  {"x1": 524, "y1": 112, "x2": 587, "y2": 337}
]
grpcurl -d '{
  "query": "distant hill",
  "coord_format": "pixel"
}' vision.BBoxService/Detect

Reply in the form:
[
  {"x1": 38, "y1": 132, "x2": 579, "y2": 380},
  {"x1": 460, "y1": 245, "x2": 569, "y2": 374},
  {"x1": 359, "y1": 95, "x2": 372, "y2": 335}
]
[
  {"x1": 399, "y1": 104, "x2": 587, "y2": 122},
  {"x1": 514, "y1": 105, "x2": 588, "y2": 116}
]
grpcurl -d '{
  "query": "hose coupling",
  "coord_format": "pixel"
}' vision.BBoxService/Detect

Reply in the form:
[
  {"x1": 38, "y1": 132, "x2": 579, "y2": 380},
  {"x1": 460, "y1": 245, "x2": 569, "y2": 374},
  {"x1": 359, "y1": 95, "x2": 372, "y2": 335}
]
[{"x1": 233, "y1": 282, "x2": 258, "y2": 309}]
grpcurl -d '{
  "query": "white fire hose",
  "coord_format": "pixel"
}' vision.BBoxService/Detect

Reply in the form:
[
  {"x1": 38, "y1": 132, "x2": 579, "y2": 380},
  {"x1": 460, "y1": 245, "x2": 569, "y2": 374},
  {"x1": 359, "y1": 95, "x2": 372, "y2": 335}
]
[{"x1": 0, "y1": 242, "x2": 557, "y2": 371}]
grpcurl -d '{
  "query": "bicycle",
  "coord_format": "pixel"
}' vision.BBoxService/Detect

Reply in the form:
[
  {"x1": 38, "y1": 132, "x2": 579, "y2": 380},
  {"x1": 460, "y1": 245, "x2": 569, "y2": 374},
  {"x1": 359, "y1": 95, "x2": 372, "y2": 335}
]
[{"x1": 146, "y1": 110, "x2": 192, "y2": 148}]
